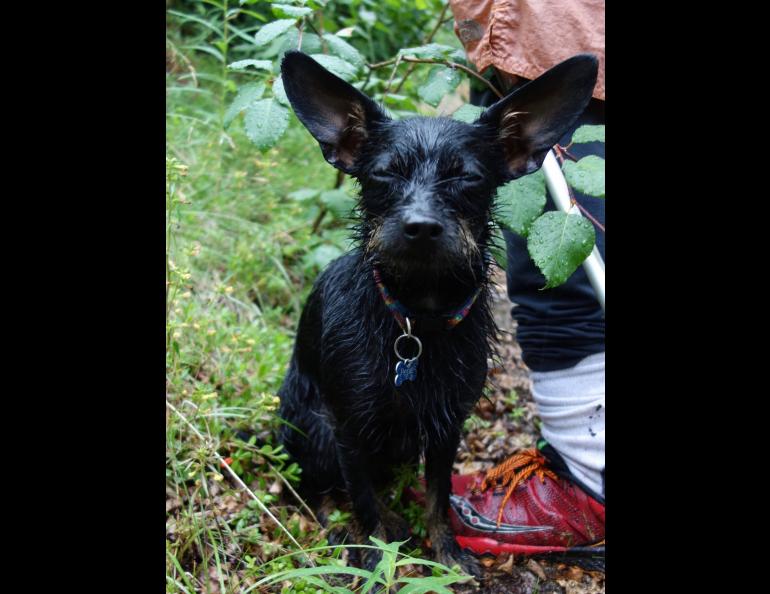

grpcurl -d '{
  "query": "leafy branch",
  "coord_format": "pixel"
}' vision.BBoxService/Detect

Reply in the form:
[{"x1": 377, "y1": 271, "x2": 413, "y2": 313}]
[
  {"x1": 370, "y1": 55, "x2": 503, "y2": 100},
  {"x1": 178, "y1": 1, "x2": 604, "y2": 288}
]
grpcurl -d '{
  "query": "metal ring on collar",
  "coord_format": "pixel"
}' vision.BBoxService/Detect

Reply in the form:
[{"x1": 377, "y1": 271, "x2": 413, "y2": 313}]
[{"x1": 394, "y1": 332, "x2": 422, "y2": 361}]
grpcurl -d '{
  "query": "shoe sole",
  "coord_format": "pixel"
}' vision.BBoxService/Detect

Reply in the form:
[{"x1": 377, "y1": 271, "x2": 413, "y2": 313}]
[{"x1": 457, "y1": 535, "x2": 605, "y2": 565}]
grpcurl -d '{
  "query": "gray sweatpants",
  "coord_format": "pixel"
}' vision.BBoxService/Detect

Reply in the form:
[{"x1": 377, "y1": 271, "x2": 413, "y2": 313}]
[{"x1": 531, "y1": 351, "x2": 605, "y2": 497}]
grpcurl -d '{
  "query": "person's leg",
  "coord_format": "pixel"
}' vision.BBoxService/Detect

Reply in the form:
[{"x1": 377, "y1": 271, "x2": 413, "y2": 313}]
[
  {"x1": 505, "y1": 94, "x2": 605, "y2": 499},
  {"x1": 443, "y1": 79, "x2": 606, "y2": 556},
  {"x1": 531, "y1": 352, "x2": 604, "y2": 499}
]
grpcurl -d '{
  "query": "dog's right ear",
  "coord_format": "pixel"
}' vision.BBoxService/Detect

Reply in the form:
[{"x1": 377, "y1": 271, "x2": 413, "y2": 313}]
[
  {"x1": 477, "y1": 54, "x2": 598, "y2": 179},
  {"x1": 280, "y1": 51, "x2": 388, "y2": 173}
]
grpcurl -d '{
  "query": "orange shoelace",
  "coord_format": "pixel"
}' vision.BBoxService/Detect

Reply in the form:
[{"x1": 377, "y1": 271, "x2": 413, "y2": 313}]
[{"x1": 480, "y1": 448, "x2": 559, "y2": 527}]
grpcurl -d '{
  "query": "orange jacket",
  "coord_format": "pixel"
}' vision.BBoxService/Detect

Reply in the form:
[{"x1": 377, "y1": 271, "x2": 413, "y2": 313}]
[{"x1": 448, "y1": 0, "x2": 605, "y2": 100}]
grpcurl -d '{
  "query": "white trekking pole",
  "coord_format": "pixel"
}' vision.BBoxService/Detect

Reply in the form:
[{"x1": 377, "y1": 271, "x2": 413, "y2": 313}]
[{"x1": 541, "y1": 150, "x2": 605, "y2": 313}]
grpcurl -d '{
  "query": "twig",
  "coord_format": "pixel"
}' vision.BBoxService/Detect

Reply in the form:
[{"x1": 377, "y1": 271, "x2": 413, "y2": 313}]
[
  {"x1": 297, "y1": 20, "x2": 304, "y2": 49},
  {"x1": 370, "y1": 57, "x2": 503, "y2": 99},
  {"x1": 368, "y1": 57, "x2": 398, "y2": 69},
  {"x1": 552, "y1": 146, "x2": 605, "y2": 233},
  {"x1": 572, "y1": 199, "x2": 605, "y2": 232},
  {"x1": 405, "y1": 57, "x2": 503, "y2": 98},
  {"x1": 361, "y1": 65, "x2": 373, "y2": 92},
  {"x1": 557, "y1": 144, "x2": 579, "y2": 162},
  {"x1": 267, "y1": 461, "x2": 320, "y2": 525},
  {"x1": 394, "y1": 3, "x2": 451, "y2": 94},
  {"x1": 367, "y1": 3, "x2": 503, "y2": 101},
  {"x1": 311, "y1": 170, "x2": 345, "y2": 233},
  {"x1": 426, "y1": 3, "x2": 451, "y2": 42},
  {"x1": 383, "y1": 55, "x2": 403, "y2": 97},
  {"x1": 310, "y1": 208, "x2": 327, "y2": 234},
  {"x1": 318, "y1": 12, "x2": 327, "y2": 53},
  {"x1": 303, "y1": 18, "x2": 327, "y2": 53},
  {"x1": 392, "y1": 63, "x2": 415, "y2": 95},
  {"x1": 166, "y1": 399, "x2": 314, "y2": 565}
]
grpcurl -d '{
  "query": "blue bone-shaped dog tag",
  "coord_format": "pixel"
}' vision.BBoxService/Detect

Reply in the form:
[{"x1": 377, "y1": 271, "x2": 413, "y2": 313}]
[{"x1": 394, "y1": 358, "x2": 418, "y2": 386}]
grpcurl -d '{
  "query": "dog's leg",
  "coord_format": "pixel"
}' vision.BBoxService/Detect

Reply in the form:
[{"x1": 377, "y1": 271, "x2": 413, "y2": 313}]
[
  {"x1": 377, "y1": 497, "x2": 410, "y2": 542},
  {"x1": 424, "y1": 429, "x2": 482, "y2": 578},
  {"x1": 335, "y1": 437, "x2": 388, "y2": 571}
]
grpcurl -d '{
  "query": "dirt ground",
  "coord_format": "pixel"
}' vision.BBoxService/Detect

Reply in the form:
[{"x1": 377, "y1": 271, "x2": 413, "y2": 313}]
[{"x1": 448, "y1": 270, "x2": 605, "y2": 594}]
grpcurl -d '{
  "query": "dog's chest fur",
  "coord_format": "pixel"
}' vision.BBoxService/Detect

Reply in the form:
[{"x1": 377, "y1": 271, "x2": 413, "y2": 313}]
[{"x1": 293, "y1": 252, "x2": 492, "y2": 461}]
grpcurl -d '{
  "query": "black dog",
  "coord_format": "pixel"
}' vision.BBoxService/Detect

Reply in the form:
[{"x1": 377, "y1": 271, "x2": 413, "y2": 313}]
[{"x1": 277, "y1": 50, "x2": 597, "y2": 575}]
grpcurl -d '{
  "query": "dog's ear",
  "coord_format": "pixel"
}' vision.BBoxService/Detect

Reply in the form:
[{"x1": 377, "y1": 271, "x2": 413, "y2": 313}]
[
  {"x1": 477, "y1": 54, "x2": 598, "y2": 179},
  {"x1": 280, "y1": 51, "x2": 388, "y2": 173}
]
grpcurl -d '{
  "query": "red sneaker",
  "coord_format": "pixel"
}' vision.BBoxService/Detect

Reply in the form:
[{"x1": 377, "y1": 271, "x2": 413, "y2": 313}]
[{"x1": 449, "y1": 443, "x2": 605, "y2": 557}]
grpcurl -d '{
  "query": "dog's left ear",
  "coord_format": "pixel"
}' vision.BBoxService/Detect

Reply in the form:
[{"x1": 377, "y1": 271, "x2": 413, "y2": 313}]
[
  {"x1": 477, "y1": 54, "x2": 599, "y2": 179},
  {"x1": 280, "y1": 51, "x2": 389, "y2": 173}
]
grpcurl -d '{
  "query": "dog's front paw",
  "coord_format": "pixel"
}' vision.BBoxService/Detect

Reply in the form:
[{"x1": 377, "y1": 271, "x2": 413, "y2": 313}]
[
  {"x1": 361, "y1": 546, "x2": 383, "y2": 573},
  {"x1": 435, "y1": 541, "x2": 482, "y2": 579},
  {"x1": 379, "y1": 505, "x2": 410, "y2": 542}
]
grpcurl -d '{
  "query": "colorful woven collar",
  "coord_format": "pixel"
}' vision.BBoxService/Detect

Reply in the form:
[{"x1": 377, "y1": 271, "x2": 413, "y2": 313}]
[{"x1": 372, "y1": 267, "x2": 483, "y2": 332}]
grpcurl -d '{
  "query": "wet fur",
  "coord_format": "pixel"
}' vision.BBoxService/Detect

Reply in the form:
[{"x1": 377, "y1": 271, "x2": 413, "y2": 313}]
[{"x1": 276, "y1": 50, "x2": 598, "y2": 576}]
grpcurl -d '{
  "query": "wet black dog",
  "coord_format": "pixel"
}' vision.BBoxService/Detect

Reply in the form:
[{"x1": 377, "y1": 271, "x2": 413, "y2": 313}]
[{"x1": 277, "y1": 50, "x2": 597, "y2": 575}]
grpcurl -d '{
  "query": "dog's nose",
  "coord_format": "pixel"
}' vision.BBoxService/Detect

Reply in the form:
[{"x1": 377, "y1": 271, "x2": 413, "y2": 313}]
[{"x1": 403, "y1": 215, "x2": 444, "y2": 242}]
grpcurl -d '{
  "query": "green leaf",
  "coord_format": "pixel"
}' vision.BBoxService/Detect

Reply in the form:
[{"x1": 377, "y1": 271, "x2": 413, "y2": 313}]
[
  {"x1": 271, "y1": 3, "x2": 313, "y2": 18},
  {"x1": 359, "y1": 9, "x2": 376, "y2": 27},
  {"x1": 167, "y1": 10, "x2": 224, "y2": 36},
  {"x1": 224, "y1": 82, "x2": 265, "y2": 127},
  {"x1": 184, "y1": 43, "x2": 224, "y2": 62},
  {"x1": 253, "y1": 564, "x2": 376, "y2": 587},
  {"x1": 309, "y1": 54, "x2": 358, "y2": 81},
  {"x1": 243, "y1": 99, "x2": 289, "y2": 150},
  {"x1": 418, "y1": 66, "x2": 461, "y2": 107},
  {"x1": 494, "y1": 170, "x2": 546, "y2": 237},
  {"x1": 319, "y1": 189, "x2": 356, "y2": 218},
  {"x1": 297, "y1": 575, "x2": 349, "y2": 594},
  {"x1": 394, "y1": 556, "x2": 465, "y2": 570},
  {"x1": 397, "y1": 576, "x2": 467, "y2": 594},
  {"x1": 380, "y1": 93, "x2": 417, "y2": 110},
  {"x1": 272, "y1": 76, "x2": 290, "y2": 107},
  {"x1": 380, "y1": 93, "x2": 407, "y2": 102},
  {"x1": 527, "y1": 211, "x2": 595, "y2": 289},
  {"x1": 399, "y1": 43, "x2": 458, "y2": 60},
  {"x1": 304, "y1": 244, "x2": 343, "y2": 271},
  {"x1": 452, "y1": 104, "x2": 483, "y2": 123},
  {"x1": 367, "y1": 536, "x2": 404, "y2": 554},
  {"x1": 571, "y1": 124, "x2": 605, "y2": 144},
  {"x1": 227, "y1": 59, "x2": 273, "y2": 72},
  {"x1": 488, "y1": 228, "x2": 507, "y2": 270},
  {"x1": 322, "y1": 33, "x2": 366, "y2": 69},
  {"x1": 288, "y1": 188, "x2": 320, "y2": 202},
  {"x1": 563, "y1": 155, "x2": 605, "y2": 198},
  {"x1": 254, "y1": 19, "x2": 297, "y2": 46}
]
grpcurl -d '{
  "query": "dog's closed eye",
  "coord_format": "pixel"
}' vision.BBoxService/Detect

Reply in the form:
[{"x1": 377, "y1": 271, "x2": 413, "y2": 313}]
[
  {"x1": 437, "y1": 173, "x2": 484, "y2": 186},
  {"x1": 371, "y1": 168, "x2": 407, "y2": 183}
]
